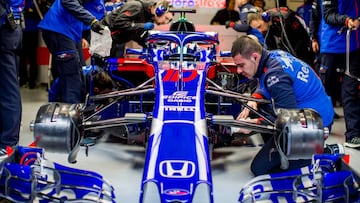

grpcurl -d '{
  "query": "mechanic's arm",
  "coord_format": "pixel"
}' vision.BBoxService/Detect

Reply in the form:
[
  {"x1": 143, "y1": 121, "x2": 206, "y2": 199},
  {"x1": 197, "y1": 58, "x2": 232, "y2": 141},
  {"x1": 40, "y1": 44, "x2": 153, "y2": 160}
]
[
  {"x1": 61, "y1": 0, "x2": 95, "y2": 25},
  {"x1": 237, "y1": 99, "x2": 258, "y2": 120},
  {"x1": 265, "y1": 71, "x2": 297, "y2": 109},
  {"x1": 322, "y1": 0, "x2": 359, "y2": 29},
  {"x1": 310, "y1": 0, "x2": 320, "y2": 52}
]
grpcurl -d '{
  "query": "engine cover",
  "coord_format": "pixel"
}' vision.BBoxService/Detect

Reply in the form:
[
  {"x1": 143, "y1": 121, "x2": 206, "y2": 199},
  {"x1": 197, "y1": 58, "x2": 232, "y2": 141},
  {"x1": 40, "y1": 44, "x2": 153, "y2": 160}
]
[
  {"x1": 33, "y1": 103, "x2": 83, "y2": 155},
  {"x1": 275, "y1": 108, "x2": 325, "y2": 160}
]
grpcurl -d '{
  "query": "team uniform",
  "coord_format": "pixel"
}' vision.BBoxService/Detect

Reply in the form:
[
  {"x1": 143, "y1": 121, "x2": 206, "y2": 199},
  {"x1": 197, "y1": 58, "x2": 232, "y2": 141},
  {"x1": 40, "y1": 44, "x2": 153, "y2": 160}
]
[
  {"x1": 250, "y1": 49, "x2": 334, "y2": 175},
  {"x1": 0, "y1": 0, "x2": 24, "y2": 152},
  {"x1": 321, "y1": 0, "x2": 360, "y2": 147},
  {"x1": 38, "y1": 0, "x2": 103, "y2": 103},
  {"x1": 102, "y1": 0, "x2": 155, "y2": 47}
]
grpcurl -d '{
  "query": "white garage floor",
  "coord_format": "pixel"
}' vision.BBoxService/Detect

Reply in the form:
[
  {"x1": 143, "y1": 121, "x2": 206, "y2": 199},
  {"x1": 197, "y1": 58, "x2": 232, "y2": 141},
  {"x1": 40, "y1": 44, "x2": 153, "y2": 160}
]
[{"x1": 18, "y1": 86, "x2": 360, "y2": 203}]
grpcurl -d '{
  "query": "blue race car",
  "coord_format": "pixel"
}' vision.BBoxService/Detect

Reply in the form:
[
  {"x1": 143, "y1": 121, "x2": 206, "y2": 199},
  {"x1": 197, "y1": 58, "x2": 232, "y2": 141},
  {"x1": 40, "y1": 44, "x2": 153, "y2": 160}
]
[{"x1": 30, "y1": 9, "x2": 360, "y2": 203}]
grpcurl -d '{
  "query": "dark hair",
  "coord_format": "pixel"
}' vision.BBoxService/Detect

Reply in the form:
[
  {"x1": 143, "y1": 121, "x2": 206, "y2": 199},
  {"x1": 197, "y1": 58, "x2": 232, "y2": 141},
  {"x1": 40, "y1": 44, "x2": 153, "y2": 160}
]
[
  {"x1": 231, "y1": 35, "x2": 263, "y2": 58},
  {"x1": 93, "y1": 72, "x2": 114, "y2": 91}
]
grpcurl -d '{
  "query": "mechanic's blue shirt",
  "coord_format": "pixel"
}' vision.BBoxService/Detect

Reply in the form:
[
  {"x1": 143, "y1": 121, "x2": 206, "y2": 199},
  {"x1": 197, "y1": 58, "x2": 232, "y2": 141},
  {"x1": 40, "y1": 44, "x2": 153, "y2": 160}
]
[
  {"x1": 254, "y1": 50, "x2": 334, "y2": 127},
  {"x1": 38, "y1": 0, "x2": 99, "y2": 43}
]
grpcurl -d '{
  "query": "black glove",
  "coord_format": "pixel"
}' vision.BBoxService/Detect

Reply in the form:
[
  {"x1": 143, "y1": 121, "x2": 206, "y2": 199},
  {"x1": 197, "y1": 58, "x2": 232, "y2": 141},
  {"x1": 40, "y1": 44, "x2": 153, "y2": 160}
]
[
  {"x1": 91, "y1": 19, "x2": 104, "y2": 34},
  {"x1": 225, "y1": 21, "x2": 235, "y2": 29}
]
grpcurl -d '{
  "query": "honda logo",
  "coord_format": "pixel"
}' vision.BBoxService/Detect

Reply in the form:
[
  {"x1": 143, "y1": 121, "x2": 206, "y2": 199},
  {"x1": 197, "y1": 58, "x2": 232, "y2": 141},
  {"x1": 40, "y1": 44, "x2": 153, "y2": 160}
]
[{"x1": 159, "y1": 160, "x2": 196, "y2": 178}]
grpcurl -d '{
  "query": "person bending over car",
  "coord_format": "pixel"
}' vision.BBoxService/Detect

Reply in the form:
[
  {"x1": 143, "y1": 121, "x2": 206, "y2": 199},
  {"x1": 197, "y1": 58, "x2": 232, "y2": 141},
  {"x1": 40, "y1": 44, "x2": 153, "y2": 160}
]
[
  {"x1": 101, "y1": 0, "x2": 173, "y2": 57},
  {"x1": 231, "y1": 35, "x2": 334, "y2": 176}
]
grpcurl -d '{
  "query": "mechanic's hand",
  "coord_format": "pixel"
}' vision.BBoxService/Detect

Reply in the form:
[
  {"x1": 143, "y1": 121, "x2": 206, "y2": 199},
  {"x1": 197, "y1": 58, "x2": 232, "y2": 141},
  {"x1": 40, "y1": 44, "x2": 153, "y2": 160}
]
[
  {"x1": 225, "y1": 21, "x2": 235, "y2": 29},
  {"x1": 143, "y1": 22, "x2": 155, "y2": 30},
  {"x1": 237, "y1": 101, "x2": 257, "y2": 120},
  {"x1": 81, "y1": 38, "x2": 89, "y2": 49},
  {"x1": 91, "y1": 19, "x2": 104, "y2": 34},
  {"x1": 346, "y1": 18, "x2": 360, "y2": 30},
  {"x1": 311, "y1": 39, "x2": 319, "y2": 53}
]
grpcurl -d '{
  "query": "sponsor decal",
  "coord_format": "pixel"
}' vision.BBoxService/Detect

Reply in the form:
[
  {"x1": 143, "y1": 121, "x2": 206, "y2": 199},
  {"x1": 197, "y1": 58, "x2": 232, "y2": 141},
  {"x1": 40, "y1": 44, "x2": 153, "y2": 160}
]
[
  {"x1": 266, "y1": 75, "x2": 280, "y2": 87},
  {"x1": 163, "y1": 106, "x2": 196, "y2": 111},
  {"x1": 170, "y1": 0, "x2": 225, "y2": 8},
  {"x1": 164, "y1": 188, "x2": 190, "y2": 196},
  {"x1": 162, "y1": 69, "x2": 198, "y2": 82},
  {"x1": 159, "y1": 160, "x2": 196, "y2": 178},
  {"x1": 164, "y1": 91, "x2": 196, "y2": 103}
]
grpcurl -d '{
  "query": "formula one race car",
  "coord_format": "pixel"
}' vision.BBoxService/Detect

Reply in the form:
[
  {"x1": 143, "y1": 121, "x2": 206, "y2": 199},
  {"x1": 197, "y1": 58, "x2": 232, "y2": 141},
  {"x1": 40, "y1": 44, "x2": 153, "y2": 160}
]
[{"x1": 28, "y1": 9, "x2": 360, "y2": 203}]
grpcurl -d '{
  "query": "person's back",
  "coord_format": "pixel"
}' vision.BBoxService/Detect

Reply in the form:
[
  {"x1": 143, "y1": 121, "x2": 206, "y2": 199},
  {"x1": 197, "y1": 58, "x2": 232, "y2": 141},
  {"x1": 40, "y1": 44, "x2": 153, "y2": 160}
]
[
  {"x1": 260, "y1": 50, "x2": 333, "y2": 127},
  {"x1": 38, "y1": 0, "x2": 96, "y2": 43},
  {"x1": 231, "y1": 36, "x2": 334, "y2": 175}
]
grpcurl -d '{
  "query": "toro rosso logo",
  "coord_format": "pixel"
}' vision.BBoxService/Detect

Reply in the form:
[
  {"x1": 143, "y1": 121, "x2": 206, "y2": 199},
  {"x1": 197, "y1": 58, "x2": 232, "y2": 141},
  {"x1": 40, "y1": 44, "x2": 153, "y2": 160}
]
[
  {"x1": 163, "y1": 91, "x2": 196, "y2": 103},
  {"x1": 159, "y1": 160, "x2": 196, "y2": 178}
]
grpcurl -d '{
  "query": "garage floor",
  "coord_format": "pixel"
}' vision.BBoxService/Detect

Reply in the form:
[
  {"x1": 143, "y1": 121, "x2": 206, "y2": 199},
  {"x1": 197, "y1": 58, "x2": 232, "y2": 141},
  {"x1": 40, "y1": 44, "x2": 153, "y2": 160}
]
[{"x1": 18, "y1": 86, "x2": 360, "y2": 203}]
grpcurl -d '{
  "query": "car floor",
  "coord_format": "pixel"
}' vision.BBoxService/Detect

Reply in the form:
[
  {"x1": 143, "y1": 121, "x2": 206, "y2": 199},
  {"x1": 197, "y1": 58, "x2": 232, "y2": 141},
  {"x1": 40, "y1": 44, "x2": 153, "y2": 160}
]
[{"x1": 19, "y1": 86, "x2": 360, "y2": 203}]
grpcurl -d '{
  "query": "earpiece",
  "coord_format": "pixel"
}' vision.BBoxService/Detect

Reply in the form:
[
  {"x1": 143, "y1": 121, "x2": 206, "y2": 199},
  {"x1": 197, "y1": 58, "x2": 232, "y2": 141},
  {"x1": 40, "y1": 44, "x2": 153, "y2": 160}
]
[{"x1": 155, "y1": 2, "x2": 168, "y2": 17}]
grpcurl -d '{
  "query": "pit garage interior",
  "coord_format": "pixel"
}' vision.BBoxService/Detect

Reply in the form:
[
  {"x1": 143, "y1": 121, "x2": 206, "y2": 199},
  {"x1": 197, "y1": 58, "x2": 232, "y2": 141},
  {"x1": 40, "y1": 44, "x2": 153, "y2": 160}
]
[{"x1": 18, "y1": 1, "x2": 360, "y2": 202}]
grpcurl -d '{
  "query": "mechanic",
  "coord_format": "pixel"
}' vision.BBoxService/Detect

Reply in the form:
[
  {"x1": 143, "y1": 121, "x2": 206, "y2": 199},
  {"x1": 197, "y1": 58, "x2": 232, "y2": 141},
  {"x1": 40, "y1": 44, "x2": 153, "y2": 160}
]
[
  {"x1": 321, "y1": 0, "x2": 360, "y2": 148},
  {"x1": 231, "y1": 35, "x2": 334, "y2": 176},
  {"x1": 309, "y1": 0, "x2": 342, "y2": 119},
  {"x1": 38, "y1": 0, "x2": 105, "y2": 103},
  {"x1": 0, "y1": 0, "x2": 24, "y2": 158},
  {"x1": 226, "y1": 7, "x2": 315, "y2": 67},
  {"x1": 101, "y1": 0, "x2": 173, "y2": 58}
]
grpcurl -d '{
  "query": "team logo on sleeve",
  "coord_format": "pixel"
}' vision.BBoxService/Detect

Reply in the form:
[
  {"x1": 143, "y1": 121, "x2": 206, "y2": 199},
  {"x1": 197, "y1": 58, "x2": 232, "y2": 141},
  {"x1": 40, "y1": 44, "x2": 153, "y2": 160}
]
[{"x1": 266, "y1": 76, "x2": 280, "y2": 87}]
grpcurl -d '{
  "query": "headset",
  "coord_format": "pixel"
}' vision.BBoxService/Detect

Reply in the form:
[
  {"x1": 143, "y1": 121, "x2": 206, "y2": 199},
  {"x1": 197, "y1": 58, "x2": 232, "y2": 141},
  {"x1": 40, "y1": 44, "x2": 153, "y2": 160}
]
[
  {"x1": 155, "y1": 1, "x2": 170, "y2": 17},
  {"x1": 261, "y1": 7, "x2": 290, "y2": 22}
]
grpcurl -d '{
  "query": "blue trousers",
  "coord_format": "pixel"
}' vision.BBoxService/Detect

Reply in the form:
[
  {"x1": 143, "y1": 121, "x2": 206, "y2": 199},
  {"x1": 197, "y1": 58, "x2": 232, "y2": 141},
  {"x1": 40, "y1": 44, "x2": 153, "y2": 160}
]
[
  {"x1": 0, "y1": 25, "x2": 22, "y2": 148},
  {"x1": 42, "y1": 30, "x2": 84, "y2": 103}
]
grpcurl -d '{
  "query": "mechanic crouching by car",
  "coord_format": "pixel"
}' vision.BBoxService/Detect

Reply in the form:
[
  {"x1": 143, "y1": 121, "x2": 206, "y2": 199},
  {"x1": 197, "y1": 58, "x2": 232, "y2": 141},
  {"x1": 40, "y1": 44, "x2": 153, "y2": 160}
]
[
  {"x1": 101, "y1": 0, "x2": 173, "y2": 58},
  {"x1": 231, "y1": 35, "x2": 334, "y2": 176}
]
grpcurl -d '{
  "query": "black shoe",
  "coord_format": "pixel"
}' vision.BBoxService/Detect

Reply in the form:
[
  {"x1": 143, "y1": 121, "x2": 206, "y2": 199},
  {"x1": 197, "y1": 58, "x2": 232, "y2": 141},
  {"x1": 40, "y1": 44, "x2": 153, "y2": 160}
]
[
  {"x1": 324, "y1": 143, "x2": 345, "y2": 154},
  {"x1": 344, "y1": 137, "x2": 360, "y2": 148}
]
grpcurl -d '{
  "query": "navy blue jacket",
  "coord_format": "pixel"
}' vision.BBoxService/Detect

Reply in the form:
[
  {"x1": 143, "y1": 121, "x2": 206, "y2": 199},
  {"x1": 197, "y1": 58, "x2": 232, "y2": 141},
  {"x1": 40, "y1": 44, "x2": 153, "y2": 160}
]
[
  {"x1": 255, "y1": 49, "x2": 334, "y2": 127},
  {"x1": 38, "y1": 0, "x2": 100, "y2": 43},
  {"x1": 321, "y1": 0, "x2": 360, "y2": 53}
]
